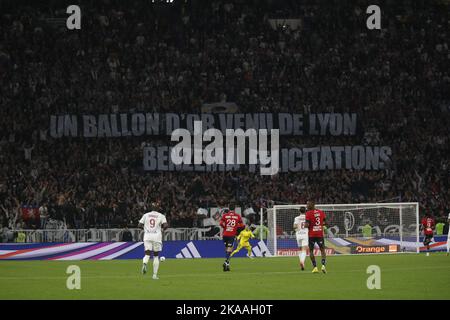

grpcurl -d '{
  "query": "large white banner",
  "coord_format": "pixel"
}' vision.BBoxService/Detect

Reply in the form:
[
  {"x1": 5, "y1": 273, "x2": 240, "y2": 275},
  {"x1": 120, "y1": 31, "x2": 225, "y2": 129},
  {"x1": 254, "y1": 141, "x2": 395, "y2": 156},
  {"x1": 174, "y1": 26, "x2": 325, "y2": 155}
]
[{"x1": 48, "y1": 112, "x2": 392, "y2": 172}]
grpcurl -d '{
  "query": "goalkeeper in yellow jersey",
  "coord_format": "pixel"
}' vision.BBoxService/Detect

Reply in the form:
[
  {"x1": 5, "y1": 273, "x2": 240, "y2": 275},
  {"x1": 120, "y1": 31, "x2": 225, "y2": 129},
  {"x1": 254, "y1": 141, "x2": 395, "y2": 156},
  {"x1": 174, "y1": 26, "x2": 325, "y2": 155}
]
[{"x1": 230, "y1": 225, "x2": 255, "y2": 259}]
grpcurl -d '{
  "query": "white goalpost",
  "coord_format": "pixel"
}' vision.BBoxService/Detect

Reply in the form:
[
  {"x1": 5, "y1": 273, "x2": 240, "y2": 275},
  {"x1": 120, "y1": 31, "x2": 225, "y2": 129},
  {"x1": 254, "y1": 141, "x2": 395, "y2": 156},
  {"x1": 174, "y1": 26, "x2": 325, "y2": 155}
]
[{"x1": 266, "y1": 202, "x2": 420, "y2": 256}]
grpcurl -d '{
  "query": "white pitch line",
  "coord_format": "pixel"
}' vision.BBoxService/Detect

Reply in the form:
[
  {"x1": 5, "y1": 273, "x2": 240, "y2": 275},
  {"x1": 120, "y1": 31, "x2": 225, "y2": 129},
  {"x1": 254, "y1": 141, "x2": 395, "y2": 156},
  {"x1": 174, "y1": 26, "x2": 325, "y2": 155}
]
[{"x1": 1, "y1": 265, "x2": 449, "y2": 281}]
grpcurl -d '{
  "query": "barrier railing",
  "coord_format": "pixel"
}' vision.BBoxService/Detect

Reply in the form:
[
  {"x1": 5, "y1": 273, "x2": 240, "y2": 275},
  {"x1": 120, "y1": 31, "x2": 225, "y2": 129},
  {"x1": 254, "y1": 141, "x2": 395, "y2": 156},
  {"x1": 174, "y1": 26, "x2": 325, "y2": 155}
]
[{"x1": 2, "y1": 227, "x2": 221, "y2": 243}]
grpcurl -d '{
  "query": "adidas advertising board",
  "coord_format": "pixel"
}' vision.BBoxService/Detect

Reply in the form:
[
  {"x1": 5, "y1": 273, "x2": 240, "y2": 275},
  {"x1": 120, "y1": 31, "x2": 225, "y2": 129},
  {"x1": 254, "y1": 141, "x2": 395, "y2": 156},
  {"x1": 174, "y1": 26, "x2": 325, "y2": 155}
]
[{"x1": 0, "y1": 240, "x2": 272, "y2": 260}]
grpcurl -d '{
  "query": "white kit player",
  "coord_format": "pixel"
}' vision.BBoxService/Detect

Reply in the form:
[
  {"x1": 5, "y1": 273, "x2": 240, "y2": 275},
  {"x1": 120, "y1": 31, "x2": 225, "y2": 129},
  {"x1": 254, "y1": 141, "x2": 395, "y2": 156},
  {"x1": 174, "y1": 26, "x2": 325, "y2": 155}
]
[
  {"x1": 138, "y1": 202, "x2": 168, "y2": 280},
  {"x1": 293, "y1": 207, "x2": 309, "y2": 270},
  {"x1": 447, "y1": 213, "x2": 450, "y2": 256}
]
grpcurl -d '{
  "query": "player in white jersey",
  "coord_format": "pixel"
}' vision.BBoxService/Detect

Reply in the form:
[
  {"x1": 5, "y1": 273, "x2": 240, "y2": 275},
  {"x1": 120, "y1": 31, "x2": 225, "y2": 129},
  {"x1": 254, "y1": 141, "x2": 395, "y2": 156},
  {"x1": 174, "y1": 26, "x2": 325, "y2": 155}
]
[
  {"x1": 293, "y1": 207, "x2": 309, "y2": 270},
  {"x1": 138, "y1": 202, "x2": 168, "y2": 280},
  {"x1": 447, "y1": 213, "x2": 450, "y2": 256}
]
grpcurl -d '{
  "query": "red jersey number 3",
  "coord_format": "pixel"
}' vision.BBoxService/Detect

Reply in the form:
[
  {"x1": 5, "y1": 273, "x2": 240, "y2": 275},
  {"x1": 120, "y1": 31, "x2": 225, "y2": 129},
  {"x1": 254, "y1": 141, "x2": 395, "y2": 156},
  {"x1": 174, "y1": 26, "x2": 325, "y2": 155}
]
[{"x1": 306, "y1": 209, "x2": 326, "y2": 238}]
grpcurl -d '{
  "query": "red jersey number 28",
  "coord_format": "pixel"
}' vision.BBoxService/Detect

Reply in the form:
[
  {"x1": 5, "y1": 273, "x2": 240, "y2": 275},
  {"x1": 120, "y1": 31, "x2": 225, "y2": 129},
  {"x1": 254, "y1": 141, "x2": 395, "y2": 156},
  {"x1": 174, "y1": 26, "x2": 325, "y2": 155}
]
[{"x1": 227, "y1": 219, "x2": 236, "y2": 227}]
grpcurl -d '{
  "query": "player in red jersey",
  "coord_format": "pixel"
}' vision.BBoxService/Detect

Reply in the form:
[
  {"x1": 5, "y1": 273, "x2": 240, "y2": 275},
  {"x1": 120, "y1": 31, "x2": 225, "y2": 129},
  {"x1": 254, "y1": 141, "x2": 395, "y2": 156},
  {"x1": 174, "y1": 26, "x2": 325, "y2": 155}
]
[
  {"x1": 421, "y1": 212, "x2": 435, "y2": 255},
  {"x1": 219, "y1": 202, "x2": 244, "y2": 271},
  {"x1": 304, "y1": 200, "x2": 327, "y2": 273}
]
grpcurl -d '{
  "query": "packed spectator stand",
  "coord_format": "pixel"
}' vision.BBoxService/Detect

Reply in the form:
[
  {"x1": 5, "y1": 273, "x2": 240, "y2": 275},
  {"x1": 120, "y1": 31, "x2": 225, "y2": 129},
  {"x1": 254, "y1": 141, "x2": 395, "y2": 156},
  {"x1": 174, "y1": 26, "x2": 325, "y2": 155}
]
[{"x1": 0, "y1": 0, "x2": 448, "y2": 235}]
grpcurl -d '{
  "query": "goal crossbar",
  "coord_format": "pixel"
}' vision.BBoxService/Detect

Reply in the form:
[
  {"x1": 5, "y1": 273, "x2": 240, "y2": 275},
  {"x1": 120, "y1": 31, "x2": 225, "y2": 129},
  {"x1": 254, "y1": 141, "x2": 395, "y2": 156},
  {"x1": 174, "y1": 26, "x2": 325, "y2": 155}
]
[{"x1": 271, "y1": 202, "x2": 419, "y2": 208}]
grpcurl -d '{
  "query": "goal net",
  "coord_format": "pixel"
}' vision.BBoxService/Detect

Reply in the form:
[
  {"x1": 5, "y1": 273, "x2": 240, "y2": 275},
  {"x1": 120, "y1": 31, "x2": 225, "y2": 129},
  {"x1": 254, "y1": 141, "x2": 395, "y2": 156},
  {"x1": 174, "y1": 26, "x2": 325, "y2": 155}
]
[{"x1": 267, "y1": 203, "x2": 419, "y2": 256}]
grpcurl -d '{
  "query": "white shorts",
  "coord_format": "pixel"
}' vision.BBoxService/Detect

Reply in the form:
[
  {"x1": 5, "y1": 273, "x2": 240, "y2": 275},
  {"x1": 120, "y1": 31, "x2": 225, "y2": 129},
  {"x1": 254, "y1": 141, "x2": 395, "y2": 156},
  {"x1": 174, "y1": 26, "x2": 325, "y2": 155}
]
[
  {"x1": 296, "y1": 237, "x2": 309, "y2": 247},
  {"x1": 144, "y1": 240, "x2": 162, "y2": 252}
]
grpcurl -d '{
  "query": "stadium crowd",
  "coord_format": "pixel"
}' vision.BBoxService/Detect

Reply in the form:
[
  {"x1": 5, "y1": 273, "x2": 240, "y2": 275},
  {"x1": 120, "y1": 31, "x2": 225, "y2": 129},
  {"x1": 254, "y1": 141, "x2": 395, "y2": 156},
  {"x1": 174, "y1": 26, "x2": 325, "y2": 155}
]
[{"x1": 0, "y1": 0, "x2": 449, "y2": 232}]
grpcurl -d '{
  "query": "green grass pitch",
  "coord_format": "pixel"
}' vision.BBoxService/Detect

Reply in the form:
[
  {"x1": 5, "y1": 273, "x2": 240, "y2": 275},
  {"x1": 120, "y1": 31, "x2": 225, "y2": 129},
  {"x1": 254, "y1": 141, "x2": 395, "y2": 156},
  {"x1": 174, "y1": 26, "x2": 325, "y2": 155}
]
[{"x1": 1, "y1": 253, "x2": 449, "y2": 299}]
